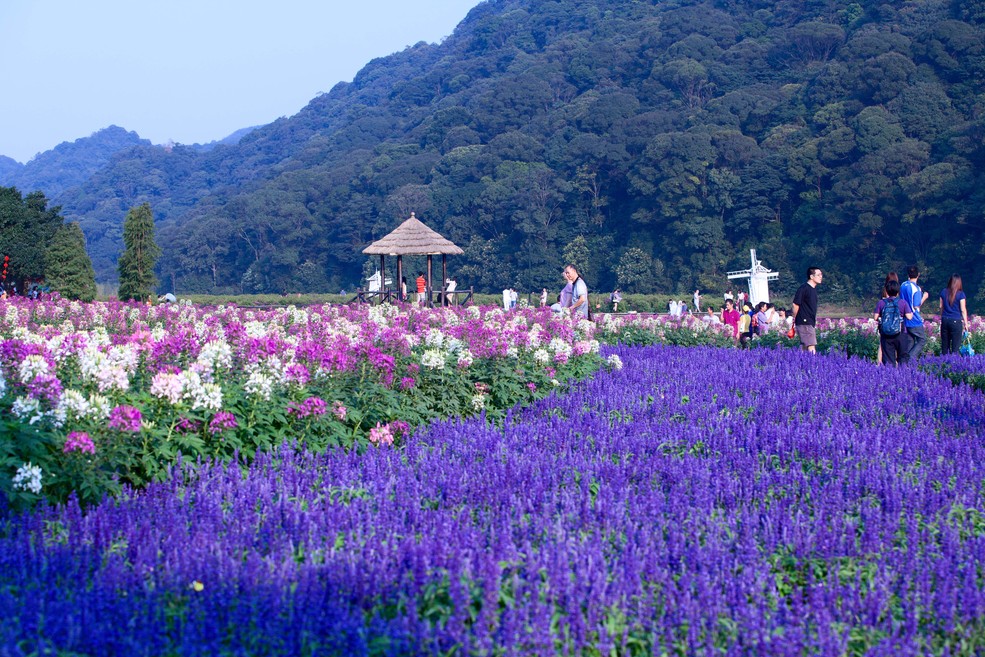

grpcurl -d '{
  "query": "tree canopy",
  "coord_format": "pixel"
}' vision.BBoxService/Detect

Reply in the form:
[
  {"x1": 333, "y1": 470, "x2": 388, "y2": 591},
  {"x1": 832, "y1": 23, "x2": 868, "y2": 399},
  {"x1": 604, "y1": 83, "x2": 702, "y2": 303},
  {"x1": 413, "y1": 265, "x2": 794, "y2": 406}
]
[
  {"x1": 117, "y1": 203, "x2": 161, "y2": 302},
  {"x1": 45, "y1": 222, "x2": 97, "y2": 301}
]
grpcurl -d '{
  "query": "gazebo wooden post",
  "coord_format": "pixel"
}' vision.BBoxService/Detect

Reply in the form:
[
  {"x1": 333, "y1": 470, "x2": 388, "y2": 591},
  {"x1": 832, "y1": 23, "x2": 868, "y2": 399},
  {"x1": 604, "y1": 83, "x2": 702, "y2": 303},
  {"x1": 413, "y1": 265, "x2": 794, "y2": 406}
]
[
  {"x1": 441, "y1": 255, "x2": 447, "y2": 306},
  {"x1": 396, "y1": 255, "x2": 403, "y2": 302},
  {"x1": 426, "y1": 255, "x2": 433, "y2": 307},
  {"x1": 379, "y1": 254, "x2": 385, "y2": 304}
]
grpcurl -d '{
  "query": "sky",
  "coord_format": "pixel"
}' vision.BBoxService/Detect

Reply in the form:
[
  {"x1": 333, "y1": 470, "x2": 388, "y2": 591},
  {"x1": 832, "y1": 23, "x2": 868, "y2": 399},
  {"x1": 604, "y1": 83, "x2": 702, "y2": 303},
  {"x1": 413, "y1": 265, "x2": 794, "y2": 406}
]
[{"x1": 0, "y1": 0, "x2": 481, "y2": 163}]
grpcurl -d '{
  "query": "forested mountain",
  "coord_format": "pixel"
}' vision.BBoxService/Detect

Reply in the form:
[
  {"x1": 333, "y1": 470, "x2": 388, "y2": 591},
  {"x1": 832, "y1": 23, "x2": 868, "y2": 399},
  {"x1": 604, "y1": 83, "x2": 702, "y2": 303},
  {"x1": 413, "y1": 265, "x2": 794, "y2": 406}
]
[
  {"x1": 0, "y1": 127, "x2": 148, "y2": 200},
  {"x1": 17, "y1": 0, "x2": 985, "y2": 300}
]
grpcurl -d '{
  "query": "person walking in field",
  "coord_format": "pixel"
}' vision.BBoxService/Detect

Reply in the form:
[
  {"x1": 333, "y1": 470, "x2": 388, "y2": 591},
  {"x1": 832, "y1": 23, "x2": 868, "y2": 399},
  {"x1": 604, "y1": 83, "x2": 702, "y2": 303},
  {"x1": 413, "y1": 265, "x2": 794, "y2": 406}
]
[
  {"x1": 900, "y1": 266, "x2": 929, "y2": 362},
  {"x1": 564, "y1": 264, "x2": 589, "y2": 319},
  {"x1": 876, "y1": 272, "x2": 899, "y2": 365},
  {"x1": 792, "y1": 267, "x2": 823, "y2": 353},
  {"x1": 874, "y1": 278, "x2": 913, "y2": 367},
  {"x1": 939, "y1": 274, "x2": 968, "y2": 355}
]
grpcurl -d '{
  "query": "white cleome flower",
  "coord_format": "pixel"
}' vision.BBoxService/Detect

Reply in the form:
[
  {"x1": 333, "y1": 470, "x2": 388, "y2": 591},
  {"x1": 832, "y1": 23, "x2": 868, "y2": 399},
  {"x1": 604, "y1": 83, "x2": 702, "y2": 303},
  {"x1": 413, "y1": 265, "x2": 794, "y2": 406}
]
[
  {"x1": 18, "y1": 354, "x2": 51, "y2": 383},
  {"x1": 12, "y1": 462, "x2": 43, "y2": 494},
  {"x1": 150, "y1": 372, "x2": 185, "y2": 405},
  {"x1": 12, "y1": 396, "x2": 45, "y2": 424},
  {"x1": 243, "y1": 368, "x2": 275, "y2": 400},
  {"x1": 421, "y1": 348, "x2": 446, "y2": 370},
  {"x1": 197, "y1": 340, "x2": 233, "y2": 372}
]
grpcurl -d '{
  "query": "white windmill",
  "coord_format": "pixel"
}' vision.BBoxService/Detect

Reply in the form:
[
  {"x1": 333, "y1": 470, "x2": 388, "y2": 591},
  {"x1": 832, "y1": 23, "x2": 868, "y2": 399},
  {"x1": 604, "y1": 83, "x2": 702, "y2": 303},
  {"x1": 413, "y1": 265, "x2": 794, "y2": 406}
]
[{"x1": 727, "y1": 249, "x2": 779, "y2": 306}]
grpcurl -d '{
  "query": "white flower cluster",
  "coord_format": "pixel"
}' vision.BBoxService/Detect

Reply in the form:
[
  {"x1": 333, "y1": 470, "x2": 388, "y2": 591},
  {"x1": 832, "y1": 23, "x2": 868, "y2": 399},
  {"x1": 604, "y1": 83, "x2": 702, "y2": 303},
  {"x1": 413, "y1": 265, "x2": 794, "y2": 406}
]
[
  {"x1": 244, "y1": 321, "x2": 271, "y2": 339},
  {"x1": 424, "y1": 329, "x2": 446, "y2": 348},
  {"x1": 18, "y1": 354, "x2": 51, "y2": 383},
  {"x1": 457, "y1": 349, "x2": 474, "y2": 368},
  {"x1": 421, "y1": 348, "x2": 446, "y2": 370},
  {"x1": 533, "y1": 348, "x2": 550, "y2": 364},
  {"x1": 0, "y1": 369, "x2": 5, "y2": 397},
  {"x1": 77, "y1": 345, "x2": 133, "y2": 393},
  {"x1": 467, "y1": 305, "x2": 483, "y2": 319},
  {"x1": 606, "y1": 354, "x2": 624, "y2": 370},
  {"x1": 367, "y1": 304, "x2": 399, "y2": 326},
  {"x1": 288, "y1": 307, "x2": 310, "y2": 326},
  {"x1": 197, "y1": 340, "x2": 233, "y2": 372},
  {"x1": 12, "y1": 462, "x2": 43, "y2": 494},
  {"x1": 471, "y1": 393, "x2": 486, "y2": 411},
  {"x1": 548, "y1": 338, "x2": 573, "y2": 358},
  {"x1": 3, "y1": 303, "x2": 20, "y2": 326},
  {"x1": 55, "y1": 389, "x2": 111, "y2": 425},
  {"x1": 11, "y1": 397, "x2": 46, "y2": 425},
  {"x1": 243, "y1": 366, "x2": 276, "y2": 401},
  {"x1": 150, "y1": 370, "x2": 223, "y2": 409}
]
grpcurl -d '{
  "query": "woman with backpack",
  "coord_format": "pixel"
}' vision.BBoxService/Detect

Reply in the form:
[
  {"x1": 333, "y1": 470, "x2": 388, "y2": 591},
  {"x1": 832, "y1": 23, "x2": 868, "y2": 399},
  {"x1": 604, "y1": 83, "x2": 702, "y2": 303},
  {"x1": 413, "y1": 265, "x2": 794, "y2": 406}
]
[
  {"x1": 874, "y1": 278, "x2": 913, "y2": 366},
  {"x1": 876, "y1": 272, "x2": 899, "y2": 364},
  {"x1": 939, "y1": 273, "x2": 969, "y2": 355}
]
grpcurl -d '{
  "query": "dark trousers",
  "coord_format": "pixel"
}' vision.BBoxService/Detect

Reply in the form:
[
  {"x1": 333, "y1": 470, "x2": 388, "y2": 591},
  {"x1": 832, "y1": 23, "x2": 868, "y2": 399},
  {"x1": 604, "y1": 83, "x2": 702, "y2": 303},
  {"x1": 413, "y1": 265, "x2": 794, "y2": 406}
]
[
  {"x1": 880, "y1": 333, "x2": 904, "y2": 366},
  {"x1": 941, "y1": 318, "x2": 963, "y2": 355},
  {"x1": 904, "y1": 325, "x2": 927, "y2": 362}
]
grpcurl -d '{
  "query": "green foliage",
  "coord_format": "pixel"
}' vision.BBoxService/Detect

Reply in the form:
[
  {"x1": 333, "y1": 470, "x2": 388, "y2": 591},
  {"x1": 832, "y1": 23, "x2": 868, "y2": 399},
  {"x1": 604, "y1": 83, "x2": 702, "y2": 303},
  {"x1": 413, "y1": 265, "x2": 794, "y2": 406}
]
[
  {"x1": 117, "y1": 203, "x2": 161, "y2": 301},
  {"x1": 0, "y1": 187, "x2": 63, "y2": 290},
  {"x1": 45, "y1": 223, "x2": 97, "y2": 301}
]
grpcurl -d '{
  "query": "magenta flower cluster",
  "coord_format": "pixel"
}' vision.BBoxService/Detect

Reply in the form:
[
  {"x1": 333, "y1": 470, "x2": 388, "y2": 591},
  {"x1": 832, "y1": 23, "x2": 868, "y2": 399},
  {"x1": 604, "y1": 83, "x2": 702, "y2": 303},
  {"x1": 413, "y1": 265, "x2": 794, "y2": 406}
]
[
  {"x1": 287, "y1": 396, "x2": 327, "y2": 418},
  {"x1": 108, "y1": 405, "x2": 142, "y2": 432},
  {"x1": 63, "y1": 431, "x2": 95, "y2": 455},
  {"x1": 207, "y1": 411, "x2": 238, "y2": 435}
]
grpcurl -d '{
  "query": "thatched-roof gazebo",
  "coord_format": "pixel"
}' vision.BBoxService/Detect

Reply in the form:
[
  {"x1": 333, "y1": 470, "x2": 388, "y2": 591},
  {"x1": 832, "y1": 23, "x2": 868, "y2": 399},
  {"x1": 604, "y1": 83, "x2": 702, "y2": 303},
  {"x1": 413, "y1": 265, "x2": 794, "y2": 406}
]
[{"x1": 362, "y1": 212, "x2": 463, "y2": 305}]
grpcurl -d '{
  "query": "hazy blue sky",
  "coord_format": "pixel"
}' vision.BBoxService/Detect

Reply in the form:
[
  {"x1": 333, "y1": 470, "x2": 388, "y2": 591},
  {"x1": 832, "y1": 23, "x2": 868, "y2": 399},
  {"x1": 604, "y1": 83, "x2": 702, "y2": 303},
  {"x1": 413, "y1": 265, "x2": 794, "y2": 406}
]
[{"x1": 0, "y1": 0, "x2": 480, "y2": 163}]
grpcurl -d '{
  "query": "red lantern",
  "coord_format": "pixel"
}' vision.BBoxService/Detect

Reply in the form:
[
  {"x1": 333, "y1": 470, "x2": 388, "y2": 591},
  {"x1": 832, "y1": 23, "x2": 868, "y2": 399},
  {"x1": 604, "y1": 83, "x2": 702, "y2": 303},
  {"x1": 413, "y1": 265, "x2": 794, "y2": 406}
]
[{"x1": 1, "y1": 255, "x2": 8, "y2": 282}]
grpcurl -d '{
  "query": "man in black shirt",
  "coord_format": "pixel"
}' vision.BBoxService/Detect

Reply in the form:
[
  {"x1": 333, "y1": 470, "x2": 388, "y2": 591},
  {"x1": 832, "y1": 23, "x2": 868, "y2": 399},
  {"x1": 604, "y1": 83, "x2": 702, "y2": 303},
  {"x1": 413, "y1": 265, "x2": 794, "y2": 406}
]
[{"x1": 791, "y1": 267, "x2": 823, "y2": 353}]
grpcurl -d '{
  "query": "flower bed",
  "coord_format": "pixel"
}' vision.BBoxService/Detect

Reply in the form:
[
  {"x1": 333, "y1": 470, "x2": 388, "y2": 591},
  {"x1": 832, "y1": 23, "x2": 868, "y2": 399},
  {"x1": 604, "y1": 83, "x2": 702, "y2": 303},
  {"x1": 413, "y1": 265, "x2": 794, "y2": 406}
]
[
  {"x1": 918, "y1": 353, "x2": 985, "y2": 392},
  {"x1": 2, "y1": 345, "x2": 984, "y2": 654},
  {"x1": 0, "y1": 299, "x2": 607, "y2": 506}
]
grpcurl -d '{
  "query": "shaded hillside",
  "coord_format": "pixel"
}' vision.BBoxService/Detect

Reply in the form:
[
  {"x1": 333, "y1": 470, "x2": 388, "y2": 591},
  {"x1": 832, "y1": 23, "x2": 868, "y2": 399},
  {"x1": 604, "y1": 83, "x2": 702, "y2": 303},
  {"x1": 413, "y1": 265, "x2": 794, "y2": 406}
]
[
  {"x1": 0, "y1": 126, "x2": 148, "y2": 199},
  {"x1": 49, "y1": 0, "x2": 985, "y2": 299}
]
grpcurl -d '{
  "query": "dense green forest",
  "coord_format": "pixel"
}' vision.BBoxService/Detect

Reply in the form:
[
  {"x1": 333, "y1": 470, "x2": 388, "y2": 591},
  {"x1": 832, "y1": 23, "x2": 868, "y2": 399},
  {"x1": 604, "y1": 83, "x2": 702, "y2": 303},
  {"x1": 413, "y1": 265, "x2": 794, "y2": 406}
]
[{"x1": 5, "y1": 0, "x2": 985, "y2": 302}]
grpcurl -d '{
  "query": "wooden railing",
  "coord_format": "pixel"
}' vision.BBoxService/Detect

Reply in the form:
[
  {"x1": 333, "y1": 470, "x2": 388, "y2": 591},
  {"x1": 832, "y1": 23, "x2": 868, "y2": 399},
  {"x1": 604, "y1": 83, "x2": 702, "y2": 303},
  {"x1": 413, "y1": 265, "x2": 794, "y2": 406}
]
[{"x1": 349, "y1": 287, "x2": 474, "y2": 307}]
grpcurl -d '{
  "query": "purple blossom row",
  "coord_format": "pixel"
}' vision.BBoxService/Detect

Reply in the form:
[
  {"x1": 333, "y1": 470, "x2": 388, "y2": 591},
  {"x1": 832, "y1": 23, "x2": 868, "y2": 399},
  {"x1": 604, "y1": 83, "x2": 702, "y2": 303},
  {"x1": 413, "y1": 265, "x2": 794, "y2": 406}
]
[{"x1": 2, "y1": 345, "x2": 983, "y2": 654}]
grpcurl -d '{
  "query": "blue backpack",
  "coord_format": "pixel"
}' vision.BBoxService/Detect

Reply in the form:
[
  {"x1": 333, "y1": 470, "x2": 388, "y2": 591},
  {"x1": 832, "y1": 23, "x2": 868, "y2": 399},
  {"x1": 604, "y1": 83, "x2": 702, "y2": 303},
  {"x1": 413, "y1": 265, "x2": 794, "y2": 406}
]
[{"x1": 879, "y1": 297, "x2": 902, "y2": 336}]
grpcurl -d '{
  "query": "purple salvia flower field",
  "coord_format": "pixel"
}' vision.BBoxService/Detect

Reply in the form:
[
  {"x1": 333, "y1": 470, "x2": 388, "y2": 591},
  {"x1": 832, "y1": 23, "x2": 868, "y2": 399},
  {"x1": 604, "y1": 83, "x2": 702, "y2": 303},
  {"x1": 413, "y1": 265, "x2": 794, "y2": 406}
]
[{"x1": 2, "y1": 344, "x2": 983, "y2": 655}]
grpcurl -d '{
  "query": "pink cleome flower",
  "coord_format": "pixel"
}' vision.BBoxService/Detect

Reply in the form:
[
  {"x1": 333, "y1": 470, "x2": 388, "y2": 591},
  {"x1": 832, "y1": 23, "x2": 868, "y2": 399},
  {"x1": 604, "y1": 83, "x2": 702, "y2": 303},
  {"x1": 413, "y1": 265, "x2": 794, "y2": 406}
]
[
  {"x1": 108, "y1": 405, "x2": 142, "y2": 432},
  {"x1": 368, "y1": 422, "x2": 394, "y2": 446},
  {"x1": 332, "y1": 401, "x2": 347, "y2": 421},
  {"x1": 288, "y1": 397, "x2": 327, "y2": 419},
  {"x1": 208, "y1": 411, "x2": 238, "y2": 435},
  {"x1": 64, "y1": 431, "x2": 96, "y2": 455}
]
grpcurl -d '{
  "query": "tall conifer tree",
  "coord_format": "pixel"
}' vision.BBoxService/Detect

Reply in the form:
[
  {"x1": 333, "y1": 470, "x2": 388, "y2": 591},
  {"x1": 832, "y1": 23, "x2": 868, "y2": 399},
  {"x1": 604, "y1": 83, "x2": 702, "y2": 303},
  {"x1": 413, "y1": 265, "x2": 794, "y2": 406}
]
[
  {"x1": 117, "y1": 203, "x2": 161, "y2": 302},
  {"x1": 46, "y1": 223, "x2": 97, "y2": 301}
]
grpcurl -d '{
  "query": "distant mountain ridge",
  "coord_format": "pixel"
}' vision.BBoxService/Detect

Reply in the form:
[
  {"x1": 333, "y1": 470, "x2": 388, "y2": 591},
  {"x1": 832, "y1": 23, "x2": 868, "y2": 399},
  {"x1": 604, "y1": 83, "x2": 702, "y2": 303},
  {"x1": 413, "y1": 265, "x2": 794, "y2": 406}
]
[
  {"x1": 0, "y1": 126, "x2": 148, "y2": 199},
  {"x1": 2, "y1": 0, "x2": 984, "y2": 299}
]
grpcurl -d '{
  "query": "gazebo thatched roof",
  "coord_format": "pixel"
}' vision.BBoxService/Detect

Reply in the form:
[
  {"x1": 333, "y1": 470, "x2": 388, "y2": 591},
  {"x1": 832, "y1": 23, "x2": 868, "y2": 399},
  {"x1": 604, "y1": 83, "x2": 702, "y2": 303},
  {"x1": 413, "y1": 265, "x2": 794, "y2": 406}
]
[{"x1": 362, "y1": 213, "x2": 464, "y2": 256}]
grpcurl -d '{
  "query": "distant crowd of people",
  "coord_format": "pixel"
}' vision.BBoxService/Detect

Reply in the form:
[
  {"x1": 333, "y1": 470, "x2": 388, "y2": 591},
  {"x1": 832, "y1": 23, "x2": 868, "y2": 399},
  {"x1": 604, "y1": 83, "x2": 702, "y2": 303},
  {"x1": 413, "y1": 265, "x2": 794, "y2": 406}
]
[{"x1": 531, "y1": 262, "x2": 972, "y2": 363}]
